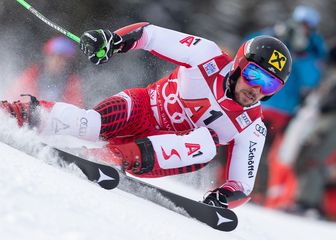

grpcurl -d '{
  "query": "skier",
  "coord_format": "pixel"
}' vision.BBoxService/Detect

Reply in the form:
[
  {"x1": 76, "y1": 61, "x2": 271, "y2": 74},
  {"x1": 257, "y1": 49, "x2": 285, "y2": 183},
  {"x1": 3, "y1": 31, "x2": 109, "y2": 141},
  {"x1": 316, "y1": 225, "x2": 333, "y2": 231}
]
[{"x1": 0, "y1": 22, "x2": 291, "y2": 209}]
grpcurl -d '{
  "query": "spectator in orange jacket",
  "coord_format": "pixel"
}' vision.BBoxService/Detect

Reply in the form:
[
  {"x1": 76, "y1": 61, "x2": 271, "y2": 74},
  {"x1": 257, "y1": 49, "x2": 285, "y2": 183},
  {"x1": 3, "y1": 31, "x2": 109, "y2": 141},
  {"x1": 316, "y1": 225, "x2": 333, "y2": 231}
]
[{"x1": 6, "y1": 36, "x2": 84, "y2": 107}]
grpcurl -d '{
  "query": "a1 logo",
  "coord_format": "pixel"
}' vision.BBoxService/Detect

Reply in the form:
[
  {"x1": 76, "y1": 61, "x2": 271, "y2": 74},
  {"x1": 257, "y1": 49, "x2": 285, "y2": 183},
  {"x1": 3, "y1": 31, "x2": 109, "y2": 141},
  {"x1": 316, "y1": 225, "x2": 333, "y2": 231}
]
[
  {"x1": 180, "y1": 36, "x2": 202, "y2": 47},
  {"x1": 182, "y1": 98, "x2": 223, "y2": 125}
]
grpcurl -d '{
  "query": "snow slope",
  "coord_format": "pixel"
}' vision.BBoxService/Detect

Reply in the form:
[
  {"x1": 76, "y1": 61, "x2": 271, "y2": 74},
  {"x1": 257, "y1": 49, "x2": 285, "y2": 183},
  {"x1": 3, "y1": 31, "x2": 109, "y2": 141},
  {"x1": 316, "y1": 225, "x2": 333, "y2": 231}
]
[
  {"x1": 1, "y1": 143, "x2": 336, "y2": 240},
  {"x1": 0, "y1": 114, "x2": 335, "y2": 240}
]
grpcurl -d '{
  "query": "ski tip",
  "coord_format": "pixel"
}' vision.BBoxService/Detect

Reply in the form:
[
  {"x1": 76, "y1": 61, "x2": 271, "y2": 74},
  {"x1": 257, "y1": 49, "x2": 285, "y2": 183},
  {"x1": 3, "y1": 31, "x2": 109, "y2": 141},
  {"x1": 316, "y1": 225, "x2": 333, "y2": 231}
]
[
  {"x1": 212, "y1": 208, "x2": 238, "y2": 232},
  {"x1": 97, "y1": 178, "x2": 120, "y2": 190},
  {"x1": 96, "y1": 167, "x2": 120, "y2": 190}
]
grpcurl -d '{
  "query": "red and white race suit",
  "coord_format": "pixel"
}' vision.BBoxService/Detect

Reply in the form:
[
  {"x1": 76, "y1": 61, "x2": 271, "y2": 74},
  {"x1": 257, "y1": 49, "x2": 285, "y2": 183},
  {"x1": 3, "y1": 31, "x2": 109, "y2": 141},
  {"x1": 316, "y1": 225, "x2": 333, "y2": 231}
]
[
  {"x1": 140, "y1": 25, "x2": 265, "y2": 195},
  {"x1": 41, "y1": 24, "x2": 266, "y2": 197}
]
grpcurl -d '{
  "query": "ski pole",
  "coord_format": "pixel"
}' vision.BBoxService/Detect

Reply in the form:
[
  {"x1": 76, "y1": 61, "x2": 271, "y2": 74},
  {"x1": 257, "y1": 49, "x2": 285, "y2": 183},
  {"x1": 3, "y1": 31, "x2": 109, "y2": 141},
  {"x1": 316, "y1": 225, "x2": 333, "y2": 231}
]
[{"x1": 16, "y1": 0, "x2": 106, "y2": 58}]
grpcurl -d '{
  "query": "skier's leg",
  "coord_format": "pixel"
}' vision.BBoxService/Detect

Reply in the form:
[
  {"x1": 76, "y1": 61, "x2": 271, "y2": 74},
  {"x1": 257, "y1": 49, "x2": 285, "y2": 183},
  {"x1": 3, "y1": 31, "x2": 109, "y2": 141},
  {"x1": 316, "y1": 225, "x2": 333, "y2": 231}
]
[
  {"x1": 94, "y1": 88, "x2": 159, "y2": 141},
  {"x1": 0, "y1": 88, "x2": 158, "y2": 142},
  {"x1": 41, "y1": 87, "x2": 156, "y2": 141},
  {"x1": 0, "y1": 96, "x2": 101, "y2": 141}
]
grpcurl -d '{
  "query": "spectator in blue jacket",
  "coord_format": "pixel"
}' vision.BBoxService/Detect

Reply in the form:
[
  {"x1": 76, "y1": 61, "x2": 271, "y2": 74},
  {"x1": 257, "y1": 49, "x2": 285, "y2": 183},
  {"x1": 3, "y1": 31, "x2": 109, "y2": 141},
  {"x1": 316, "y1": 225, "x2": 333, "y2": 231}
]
[{"x1": 263, "y1": 5, "x2": 327, "y2": 121}]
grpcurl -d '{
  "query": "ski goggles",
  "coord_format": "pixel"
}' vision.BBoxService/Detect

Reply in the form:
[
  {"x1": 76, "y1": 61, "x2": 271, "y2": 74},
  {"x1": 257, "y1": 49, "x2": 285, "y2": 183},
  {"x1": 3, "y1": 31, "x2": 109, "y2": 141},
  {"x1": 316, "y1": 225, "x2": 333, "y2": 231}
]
[{"x1": 241, "y1": 62, "x2": 284, "y2": 95}]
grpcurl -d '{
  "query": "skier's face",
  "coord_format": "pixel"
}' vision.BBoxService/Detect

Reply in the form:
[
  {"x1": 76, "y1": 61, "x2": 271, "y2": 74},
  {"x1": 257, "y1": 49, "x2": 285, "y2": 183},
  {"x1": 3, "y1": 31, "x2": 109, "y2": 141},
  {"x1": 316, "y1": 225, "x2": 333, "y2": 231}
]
[{"x1": 234, "y1": 76, "x2": 266, "y2": 107}]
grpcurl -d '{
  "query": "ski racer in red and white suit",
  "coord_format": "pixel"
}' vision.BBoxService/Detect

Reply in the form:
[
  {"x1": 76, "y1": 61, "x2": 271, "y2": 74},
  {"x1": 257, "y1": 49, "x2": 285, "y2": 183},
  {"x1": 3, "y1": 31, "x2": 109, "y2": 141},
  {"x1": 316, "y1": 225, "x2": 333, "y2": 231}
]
[{"x1": 0, "y1": 23, "x2": 292, "y2": 209}]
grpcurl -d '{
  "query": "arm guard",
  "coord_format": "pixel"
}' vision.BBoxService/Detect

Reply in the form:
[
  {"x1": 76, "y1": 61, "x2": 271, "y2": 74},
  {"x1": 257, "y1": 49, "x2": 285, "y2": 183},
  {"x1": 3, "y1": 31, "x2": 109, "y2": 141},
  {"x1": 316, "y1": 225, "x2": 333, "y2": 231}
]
[{"x1": 114, "y1": 22, "x2": 150, "y2": 53}]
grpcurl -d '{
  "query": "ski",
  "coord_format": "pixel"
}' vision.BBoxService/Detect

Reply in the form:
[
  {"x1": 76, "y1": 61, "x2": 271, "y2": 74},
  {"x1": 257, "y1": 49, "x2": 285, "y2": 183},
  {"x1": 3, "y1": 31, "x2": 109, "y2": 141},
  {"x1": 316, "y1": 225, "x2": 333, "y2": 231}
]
[
  {"x1": 3, "y1": 140, "x2": 237, "y2": 230},
  {"x1": 2, "y1": 141, "x2": 120, "y2": 190},
  {"x1": 51, "y1": 146, "x2": 120, "y2": 190},
  {"x1": 118, "y1": 174, "x2": 238, "y2": 232},
  {"x1": 49, "y1": 146, "x2": 238, "y2": 231},
  {"x1": 44, "y1": 147, "x2": 238, "y2": 231}
]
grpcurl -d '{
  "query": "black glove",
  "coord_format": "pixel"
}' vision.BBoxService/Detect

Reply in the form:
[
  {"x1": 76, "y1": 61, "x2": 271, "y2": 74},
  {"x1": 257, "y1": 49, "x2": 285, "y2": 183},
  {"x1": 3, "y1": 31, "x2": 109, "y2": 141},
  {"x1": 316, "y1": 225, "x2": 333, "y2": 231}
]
[
  {"x1": 203, "y1": 188, "x2": 230, "y2": 208},
  {"x1": 80, "y1": 29, "x2": 123, "y2": 65}
]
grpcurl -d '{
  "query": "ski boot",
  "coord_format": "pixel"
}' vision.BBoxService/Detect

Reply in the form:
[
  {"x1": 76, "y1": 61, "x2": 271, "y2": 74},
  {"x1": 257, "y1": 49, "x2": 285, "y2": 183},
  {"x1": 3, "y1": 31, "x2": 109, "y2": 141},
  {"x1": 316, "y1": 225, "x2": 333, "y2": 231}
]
[{"x1": 0, "y1": 94, "x2": 45, "y2": 127}]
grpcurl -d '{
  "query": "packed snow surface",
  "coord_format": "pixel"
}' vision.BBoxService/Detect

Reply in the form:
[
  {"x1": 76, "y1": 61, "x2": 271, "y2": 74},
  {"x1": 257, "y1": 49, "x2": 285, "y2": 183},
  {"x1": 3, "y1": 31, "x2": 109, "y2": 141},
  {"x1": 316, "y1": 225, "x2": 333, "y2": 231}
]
[{"x1": 0, "y1": 114, "x2": 335, "y2": 240}]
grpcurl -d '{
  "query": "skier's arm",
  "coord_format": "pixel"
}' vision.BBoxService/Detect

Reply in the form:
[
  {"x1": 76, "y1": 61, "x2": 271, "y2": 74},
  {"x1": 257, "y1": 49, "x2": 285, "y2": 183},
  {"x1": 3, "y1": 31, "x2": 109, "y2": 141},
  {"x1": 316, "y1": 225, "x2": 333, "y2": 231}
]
[
  {"x1": 79, "y1": 22, "x2": 149, "y2": 65},
  {"x1": 203, "y1": 120, "x2": 266, "y2": 209},
  {"x1": 80, "y1": 23, "x2": 222, "y2": 67},
  {"x1": 139, "y1": 24, "x2": 223, "y2": 67}
]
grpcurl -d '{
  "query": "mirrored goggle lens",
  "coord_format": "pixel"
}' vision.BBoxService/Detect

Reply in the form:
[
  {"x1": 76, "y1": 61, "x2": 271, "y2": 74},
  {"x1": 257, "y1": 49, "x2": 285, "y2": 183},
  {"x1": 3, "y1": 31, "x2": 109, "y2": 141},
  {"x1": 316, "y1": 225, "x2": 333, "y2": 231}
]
[{"x1": 242, "y1": 63, "x2": 283, "y2": 95}]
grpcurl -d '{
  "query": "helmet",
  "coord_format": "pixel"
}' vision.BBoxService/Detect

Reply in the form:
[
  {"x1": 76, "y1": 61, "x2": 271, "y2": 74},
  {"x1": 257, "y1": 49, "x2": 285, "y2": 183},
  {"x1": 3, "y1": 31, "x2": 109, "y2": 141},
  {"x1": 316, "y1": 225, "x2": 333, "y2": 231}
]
[
  {"x1": 43, "y1": 36, "x2": 77, "y2": 58},
  {"x1": 229, "y1": 35, "x2": 292, "y2": 100},
  {"x1": 292, "y1": 5, "x2": 320, "y2": 28}
]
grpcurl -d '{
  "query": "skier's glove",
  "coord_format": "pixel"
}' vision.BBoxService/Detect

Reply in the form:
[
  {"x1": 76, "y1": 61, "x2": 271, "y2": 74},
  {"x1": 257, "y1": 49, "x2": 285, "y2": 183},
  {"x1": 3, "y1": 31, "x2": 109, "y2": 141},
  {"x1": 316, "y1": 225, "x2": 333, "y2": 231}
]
[
  {"x1": 203, "y1": 188, "x2": 230, "y2": 208},
  {"x1": 80, "y1": 29, "x2": 123, "y2": 65}
]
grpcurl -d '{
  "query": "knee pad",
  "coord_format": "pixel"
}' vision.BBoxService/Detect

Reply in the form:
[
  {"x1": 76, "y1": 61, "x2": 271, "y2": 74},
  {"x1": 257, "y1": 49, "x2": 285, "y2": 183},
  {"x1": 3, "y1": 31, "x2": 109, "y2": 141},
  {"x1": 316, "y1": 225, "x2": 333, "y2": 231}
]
[{"x1": 40, "y1": 102, "x2": 101, "y2": 141}]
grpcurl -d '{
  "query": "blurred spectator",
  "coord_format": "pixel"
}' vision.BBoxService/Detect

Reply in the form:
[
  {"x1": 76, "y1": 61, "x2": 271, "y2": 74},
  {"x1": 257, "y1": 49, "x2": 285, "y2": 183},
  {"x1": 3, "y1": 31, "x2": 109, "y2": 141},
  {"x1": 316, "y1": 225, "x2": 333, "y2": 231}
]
[
  {"x1": 237, "y1": 5, "x2": 328, "y2": 207},
  {"x1": 289, "y1": 44, "x2": 336, "y2": 220},
  {"x1": 6, "y1": 36, "x2": 84, "y2": 106}
]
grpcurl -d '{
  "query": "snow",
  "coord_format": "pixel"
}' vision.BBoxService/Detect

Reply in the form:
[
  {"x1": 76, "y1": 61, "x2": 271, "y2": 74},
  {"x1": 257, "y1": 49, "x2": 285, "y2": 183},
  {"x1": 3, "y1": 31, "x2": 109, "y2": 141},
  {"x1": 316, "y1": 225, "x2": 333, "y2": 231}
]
[{"x1": 0, "y1": 116, "x2": 336, "y2": 240}]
